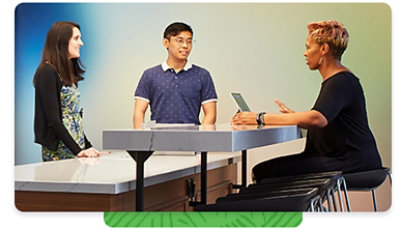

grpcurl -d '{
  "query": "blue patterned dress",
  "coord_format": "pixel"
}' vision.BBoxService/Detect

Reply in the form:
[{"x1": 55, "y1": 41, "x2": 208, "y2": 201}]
[{"x1": 42, "y1": 84, "x2": 85, "y2": 161}]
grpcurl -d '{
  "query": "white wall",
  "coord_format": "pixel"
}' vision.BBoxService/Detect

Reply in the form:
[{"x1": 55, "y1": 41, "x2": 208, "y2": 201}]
[{"x1": 16, "y1": 3, "x2": 391, "y2": 170}]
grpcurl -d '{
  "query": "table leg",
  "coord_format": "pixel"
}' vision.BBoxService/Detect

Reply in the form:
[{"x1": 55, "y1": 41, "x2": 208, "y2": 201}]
[
  {"x1": 241, "y1": 149, "x2": 247, "y2": 187},
  {"x1": 127, "y1": 151, "x2": 154, "y2": 211},
  {"x1": 200, "y1": 151, "x2": 207, "y2": 204},
  {"x1": 232, "y1": 149, "x2": 247, "y2": 189}
]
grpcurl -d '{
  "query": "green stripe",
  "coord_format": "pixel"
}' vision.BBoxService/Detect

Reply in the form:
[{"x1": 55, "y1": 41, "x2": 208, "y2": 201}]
[{"x1": 104, "y1": 212, "x2": 302, "y2": 227}]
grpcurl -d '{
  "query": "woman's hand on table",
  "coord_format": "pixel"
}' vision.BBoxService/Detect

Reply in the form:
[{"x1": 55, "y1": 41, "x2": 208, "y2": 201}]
[
  {"x1": 231, "y1": 112, "x2": 257, "y2": 125},
  {"x1": 77, "y1": 147, "x2": 110, "y2": 158}
]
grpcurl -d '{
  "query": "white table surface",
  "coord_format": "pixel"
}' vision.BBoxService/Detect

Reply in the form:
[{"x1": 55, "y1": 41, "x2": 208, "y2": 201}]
[{"x1": 15, "y1": 151, "x2": 241, "y2": 194}]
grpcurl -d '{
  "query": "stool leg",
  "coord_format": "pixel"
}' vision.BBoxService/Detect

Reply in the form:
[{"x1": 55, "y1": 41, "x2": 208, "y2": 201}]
[
  {"x1": 372, "y1": 190, "x2": 378, "y2": 212},
  {"x1": 387, "y1": 172, "x2": 392, "y2": 184},
  {"x1": 341, "y1": 178, "x2": 351, "y2": 211},
  {"x1": 309, "y1": 199, "x2": 315, "y2": 212},
  {"x1": 331, "y1": 188, "x2": 338, "y2": 211},
  {"x1": 338, "y1": 177, "x2": 351, "y2": 212},
  {"x1": 336, "y1": 178, "x2": 345, "y2": 211},
  {"x1": 309, "y1": 195, "x2": 322, "y2": 212},
  {"x1": 327, "y1": 189, "x2": 333, "y2": 211},
  {"x1": 319, "y1": 197, "x2": 325, "y2": 212}
]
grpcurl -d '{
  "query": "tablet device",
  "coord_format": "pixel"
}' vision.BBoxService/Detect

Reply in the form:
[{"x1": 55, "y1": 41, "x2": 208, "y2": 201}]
[{"x1": 231, "y1": 92, "x2": 251, "y2": 112}]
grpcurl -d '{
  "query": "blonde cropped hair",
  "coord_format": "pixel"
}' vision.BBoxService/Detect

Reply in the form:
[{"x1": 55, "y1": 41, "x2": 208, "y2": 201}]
[{"x1": 307, "y1": 20, "x2": 349, "y2": 60}]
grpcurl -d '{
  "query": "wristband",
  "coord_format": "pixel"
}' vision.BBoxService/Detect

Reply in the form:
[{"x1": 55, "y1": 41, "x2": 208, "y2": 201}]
[{"x1": 256, "y1": 112, "x2": 266, "y2": 125}]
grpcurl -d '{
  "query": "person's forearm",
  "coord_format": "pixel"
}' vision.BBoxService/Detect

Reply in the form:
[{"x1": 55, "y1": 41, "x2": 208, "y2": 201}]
[
  {"x1": 133, "y1": 113, "x2": 145, "y2": 129},
  {"x1": 202, "y1": 114, "x2": 216, "y2": 124},
  {"x1": 50, "y1": 121, "x2": 83, "y2": 154},
  {"x1": 264, "y1": 110, "x2": 327, "y2": 129},
  {"x1": 133, "y1": 99, "x2": 148, "y2": 129},
  {"x1": 201, "y1": 102, "x2": 217, "y2": 125}
]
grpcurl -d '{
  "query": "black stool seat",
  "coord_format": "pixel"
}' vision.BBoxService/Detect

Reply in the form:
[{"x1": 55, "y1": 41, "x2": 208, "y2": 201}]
[
  {"x1": 344, "y1": 167, "x2": 390, "y2": 190},
  {"x1": 260, "y1": 171, "x2": 342, "y2": 184},
  {"x1": 217, "y1": 187, "x2": 316, "y2": 203},
  {"x1": 242, "y1": 178, "x2": 332, "y2": 211},
  {"x1": 239, "y1": 178, "x2": 330, "y2": 195},
  {"x1": 197, "y1": 171, "x2": 347, "y2": 212},
  {"x1": 195, "y1": 188, "x2": 318, "y2": 211},
  {"x1": 342, "y1": 167, "x2": 391, "y2": 211},
  {"x1": 243, "y1": 171, "x2": 346, "y2": 211}
]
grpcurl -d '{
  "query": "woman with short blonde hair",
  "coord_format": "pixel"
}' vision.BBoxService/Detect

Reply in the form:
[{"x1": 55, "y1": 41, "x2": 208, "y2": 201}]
[{"x1": 232, "y1": 20, "x2": 382, "y2": 183}]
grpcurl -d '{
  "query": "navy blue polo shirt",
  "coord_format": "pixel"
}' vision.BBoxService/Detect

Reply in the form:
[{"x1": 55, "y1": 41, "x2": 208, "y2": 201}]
[{"x1": 134, "y1": 61, "x2": 217, "y2": 125}]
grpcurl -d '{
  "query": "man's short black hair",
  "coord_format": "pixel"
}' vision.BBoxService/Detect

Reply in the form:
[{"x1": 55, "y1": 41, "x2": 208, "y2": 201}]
[{"x1": 163, "y1": 22, "x2": 193, "y2": 39}]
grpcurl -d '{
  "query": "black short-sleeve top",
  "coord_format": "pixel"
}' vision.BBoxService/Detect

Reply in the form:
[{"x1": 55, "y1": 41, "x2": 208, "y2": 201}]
[{"x1": 304, "y1": 71, "x2": 382, "y2": 172}]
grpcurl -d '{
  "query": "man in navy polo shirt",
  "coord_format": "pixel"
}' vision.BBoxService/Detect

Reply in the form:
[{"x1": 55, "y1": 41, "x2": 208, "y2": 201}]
[{"x1": 133, "y1": 22, "x2": 217, "y2": 128}]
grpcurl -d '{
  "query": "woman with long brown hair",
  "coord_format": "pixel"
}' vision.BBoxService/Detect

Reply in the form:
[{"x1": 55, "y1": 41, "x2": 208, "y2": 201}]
[{"x1": 33, "y1": 21, "x2": 105, "y2": 161}]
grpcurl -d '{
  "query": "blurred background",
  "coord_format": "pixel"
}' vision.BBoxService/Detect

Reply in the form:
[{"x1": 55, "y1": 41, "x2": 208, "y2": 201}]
[{"x1": 15, "y1": 3, "x2": 391, "y2": 171}]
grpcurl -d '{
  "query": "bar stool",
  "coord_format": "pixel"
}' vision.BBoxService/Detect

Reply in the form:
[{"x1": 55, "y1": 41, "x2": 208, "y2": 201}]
[
  {"x1": 222, "y1": 187, "x2": 325, "y2": 212},
  {"x1": 342, "y1": 167, "x2": 391, "y2": 211},
  {"x1": 195, "y1": 187, "x2": 319, "y2": 211},
  {"x1": 195, "y1": 171, "x2": 346, "y2": 212},
  {"x1": 240, "y1": 178, "x2": 330, "y2": 211},
  {"x1": 258, "y1": 171, "x2": 347, "y2": 212}
]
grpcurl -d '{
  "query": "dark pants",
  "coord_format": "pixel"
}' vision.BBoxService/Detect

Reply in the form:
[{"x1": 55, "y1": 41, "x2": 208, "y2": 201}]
[{"x1": 252, "y1": 152, "x2": 337, "y2": 183}]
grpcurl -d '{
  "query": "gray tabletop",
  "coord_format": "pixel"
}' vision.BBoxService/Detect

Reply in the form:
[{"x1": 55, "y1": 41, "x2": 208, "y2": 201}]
[{"x1": 103, "y1": 124, "x2": 300, "y2": 152}]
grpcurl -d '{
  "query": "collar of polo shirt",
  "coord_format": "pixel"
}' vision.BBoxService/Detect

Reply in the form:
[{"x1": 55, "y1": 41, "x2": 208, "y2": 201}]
[{"x1": 161, "y1": 61, "x2": 193, "y2": 73}]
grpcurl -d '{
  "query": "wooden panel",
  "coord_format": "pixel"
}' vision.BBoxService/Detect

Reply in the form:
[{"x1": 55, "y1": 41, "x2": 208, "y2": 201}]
[
  {"x1": 15, "y1": 163, "x2": 237, "y2": 211},
  {"x1": 15, "y1": 192, "x2": 117, "y2": 211}
]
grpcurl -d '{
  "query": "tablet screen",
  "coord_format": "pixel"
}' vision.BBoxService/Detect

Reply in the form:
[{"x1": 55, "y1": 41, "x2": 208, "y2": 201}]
[{"x1": 231, "y1": 92, "x2": 251, "y2": 112}]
